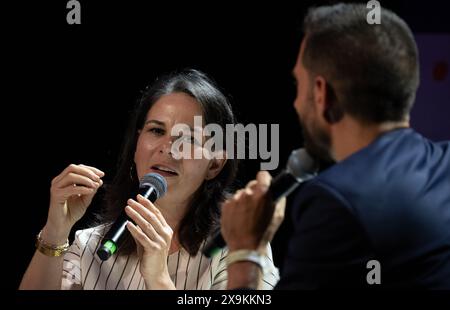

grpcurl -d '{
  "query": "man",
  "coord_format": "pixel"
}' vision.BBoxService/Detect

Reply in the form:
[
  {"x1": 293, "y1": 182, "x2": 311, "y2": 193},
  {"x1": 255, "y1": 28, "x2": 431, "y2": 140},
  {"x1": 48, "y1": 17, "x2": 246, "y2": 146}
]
[{"x1": 221, "y1": 3, "x2": 450, "y2": 289}]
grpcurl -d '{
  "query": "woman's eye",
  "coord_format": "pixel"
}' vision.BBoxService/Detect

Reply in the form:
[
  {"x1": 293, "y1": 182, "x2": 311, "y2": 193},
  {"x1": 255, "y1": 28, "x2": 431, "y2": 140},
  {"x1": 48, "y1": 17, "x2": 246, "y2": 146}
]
[{"x1": 148, "y1": 127, "x2": 165, "y2": 135}]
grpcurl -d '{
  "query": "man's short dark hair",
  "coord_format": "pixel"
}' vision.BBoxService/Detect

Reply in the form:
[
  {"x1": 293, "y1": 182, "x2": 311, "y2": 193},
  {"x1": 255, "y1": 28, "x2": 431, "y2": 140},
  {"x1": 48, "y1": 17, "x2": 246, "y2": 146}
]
[{"x1": 302, "y1": 3, "x2": 420, "y2": 123}]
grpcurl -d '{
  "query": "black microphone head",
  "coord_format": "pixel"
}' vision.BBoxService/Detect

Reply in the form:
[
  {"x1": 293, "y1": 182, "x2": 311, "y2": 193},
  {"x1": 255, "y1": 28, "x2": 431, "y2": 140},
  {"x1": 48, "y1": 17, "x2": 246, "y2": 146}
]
[
  {"x1": 140, "y1": 173, "x2": 168, "y2": 199},
  {"x1": 287, "y1": 148, "x2": 318, "y2": 181}
]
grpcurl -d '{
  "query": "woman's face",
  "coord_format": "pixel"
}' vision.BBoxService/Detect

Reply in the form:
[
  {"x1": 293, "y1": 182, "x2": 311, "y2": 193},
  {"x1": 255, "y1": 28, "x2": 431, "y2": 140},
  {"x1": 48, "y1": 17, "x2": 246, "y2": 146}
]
[{"x1": 134, "y1": 92, "x2": 225, "y2": 208}]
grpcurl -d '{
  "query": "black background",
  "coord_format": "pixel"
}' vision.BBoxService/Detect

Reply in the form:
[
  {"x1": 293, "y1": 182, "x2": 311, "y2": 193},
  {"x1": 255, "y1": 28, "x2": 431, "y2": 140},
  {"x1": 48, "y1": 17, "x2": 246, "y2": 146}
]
[{"x1": 8, "y1": 0, "x2": 450, "y2": 291}]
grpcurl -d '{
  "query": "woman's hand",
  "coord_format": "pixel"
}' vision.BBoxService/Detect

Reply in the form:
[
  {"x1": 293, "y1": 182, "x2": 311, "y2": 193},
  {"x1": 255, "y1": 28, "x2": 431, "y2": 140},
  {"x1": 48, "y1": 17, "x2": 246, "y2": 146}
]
[
  {"x1": 125, "y1": 194, "x2": 175, "y2": 289},
  {"x1": 44, "y1": 164, "x2": 104, "y2": 243}
]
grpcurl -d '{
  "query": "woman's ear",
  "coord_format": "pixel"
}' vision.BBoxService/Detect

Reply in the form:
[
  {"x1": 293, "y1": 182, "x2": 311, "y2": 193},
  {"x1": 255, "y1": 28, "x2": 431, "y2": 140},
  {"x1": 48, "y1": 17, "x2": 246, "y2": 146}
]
[{"x1": 205, "y1": 150, "x2": 227, "y2": 180}]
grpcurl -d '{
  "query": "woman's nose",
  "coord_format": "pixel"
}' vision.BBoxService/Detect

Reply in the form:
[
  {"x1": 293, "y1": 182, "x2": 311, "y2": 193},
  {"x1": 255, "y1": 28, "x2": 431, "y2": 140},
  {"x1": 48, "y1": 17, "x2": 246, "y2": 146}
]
[{"x1": 158, "y1": 136, "x2": 174, "y2": 156}]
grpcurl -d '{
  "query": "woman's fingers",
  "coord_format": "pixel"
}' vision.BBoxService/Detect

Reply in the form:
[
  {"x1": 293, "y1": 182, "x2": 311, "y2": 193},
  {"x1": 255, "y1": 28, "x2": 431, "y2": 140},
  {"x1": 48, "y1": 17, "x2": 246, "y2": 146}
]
[
  {"x1": 126, "y1": 197, "x2": 173, "y2": 242},
  {"x1": 125, "y1": 205, "x2": 166, "y2": 245},
  {"x1": 136, "y1": 195, "x2": 169, "y2": 227},
  {"x1": 46, "y1": 164, "x2": 103, "y2": 231},
  {"x1": 57, "y1": 173, "x2": 101, "y2": 189},
  {"x1": 78, "y1": 164, "x2": 105, "y2": 178},
  {"x1": 52, "y1": 164, "x2": 103, "y2": 186},
  {"x1": 126, "y1": 221, "x2": 159, "y2": 250},
  {"x1": 57, "y1": 184, "x2": 96, "y2": 199}
]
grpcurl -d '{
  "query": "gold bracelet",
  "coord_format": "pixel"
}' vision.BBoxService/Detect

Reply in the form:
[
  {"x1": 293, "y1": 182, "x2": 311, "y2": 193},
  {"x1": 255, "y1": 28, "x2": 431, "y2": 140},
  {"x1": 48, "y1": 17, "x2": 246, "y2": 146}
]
[{"x1": 35, "y1": 230, "x2": 69, "y2": 257}]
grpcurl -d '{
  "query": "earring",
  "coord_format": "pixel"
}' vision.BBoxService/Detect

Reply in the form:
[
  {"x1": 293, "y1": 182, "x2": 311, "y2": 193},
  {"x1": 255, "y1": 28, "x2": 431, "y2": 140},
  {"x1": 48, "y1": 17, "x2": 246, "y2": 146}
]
[{"x1": 130, "y1": 164, "x2": 135, "y2": 181}]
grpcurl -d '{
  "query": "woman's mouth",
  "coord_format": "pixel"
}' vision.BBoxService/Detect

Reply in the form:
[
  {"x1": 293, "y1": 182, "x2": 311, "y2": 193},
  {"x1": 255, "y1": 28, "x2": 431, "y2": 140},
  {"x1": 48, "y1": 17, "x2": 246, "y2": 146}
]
[{"x1": 150, "y1": 165, "x2": 179, "y2": 177}]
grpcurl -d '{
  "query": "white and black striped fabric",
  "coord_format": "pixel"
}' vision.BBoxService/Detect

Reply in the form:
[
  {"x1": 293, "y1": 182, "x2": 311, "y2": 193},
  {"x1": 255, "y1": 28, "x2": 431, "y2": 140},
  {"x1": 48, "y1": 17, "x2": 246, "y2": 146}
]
[{"x1": 62, "y1": 225, "x2": 279, "y2": 290}]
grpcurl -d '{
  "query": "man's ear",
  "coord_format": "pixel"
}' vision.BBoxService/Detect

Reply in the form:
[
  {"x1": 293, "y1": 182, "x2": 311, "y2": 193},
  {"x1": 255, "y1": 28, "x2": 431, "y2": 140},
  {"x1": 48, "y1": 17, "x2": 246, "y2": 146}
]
[
  {"x1": 205, "y1": 150, "x2": 227, "y2": 180},
  {"x1": 313, "y1": 75, "x2": 327, "y2": 116},
  {"x1": 314, "y1": 76, "x2": 343, "y2": 124}
]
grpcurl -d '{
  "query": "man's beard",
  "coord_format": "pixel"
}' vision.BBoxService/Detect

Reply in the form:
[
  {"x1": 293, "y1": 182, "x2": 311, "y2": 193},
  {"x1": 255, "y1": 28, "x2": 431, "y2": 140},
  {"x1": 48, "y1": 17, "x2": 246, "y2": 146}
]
[
  {"x1": 299, "y1": 95, "x2": 335, "y2": 169},
  {"x1": 300, "y1": 119, "x2": 333, "y2": 165}
]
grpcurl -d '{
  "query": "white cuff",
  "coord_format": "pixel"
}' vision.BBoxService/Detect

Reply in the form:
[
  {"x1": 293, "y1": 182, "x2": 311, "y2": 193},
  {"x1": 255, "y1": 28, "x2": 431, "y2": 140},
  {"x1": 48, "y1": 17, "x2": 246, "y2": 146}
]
[{"x1": 225, "y1": 249, "x2": 267, "y2": 272}]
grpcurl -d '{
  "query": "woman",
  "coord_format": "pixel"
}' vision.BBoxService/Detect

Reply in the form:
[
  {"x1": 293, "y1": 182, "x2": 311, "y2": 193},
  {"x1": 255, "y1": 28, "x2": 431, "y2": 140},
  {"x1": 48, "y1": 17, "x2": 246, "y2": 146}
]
[{"x1": 19, "y1": 69, "x2": 279, "y2": 290}]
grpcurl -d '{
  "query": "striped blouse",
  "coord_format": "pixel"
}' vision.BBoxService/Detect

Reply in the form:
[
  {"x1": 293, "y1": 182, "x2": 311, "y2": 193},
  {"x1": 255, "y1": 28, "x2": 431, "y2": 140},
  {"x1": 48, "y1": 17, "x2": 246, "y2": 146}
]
[{"x1": 62, "y1": 225, "x2": 279, "y2": 290}]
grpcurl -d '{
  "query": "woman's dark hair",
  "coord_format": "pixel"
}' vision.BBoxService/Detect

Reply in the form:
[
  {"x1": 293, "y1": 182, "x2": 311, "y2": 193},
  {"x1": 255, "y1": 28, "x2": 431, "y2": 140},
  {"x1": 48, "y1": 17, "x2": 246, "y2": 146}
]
[
  {"x1": 302, "y1": 3, "x2": 420, "y2": 123},
  {"x1": 100, "y1": 69, "x2": 238, "y2": 256}
]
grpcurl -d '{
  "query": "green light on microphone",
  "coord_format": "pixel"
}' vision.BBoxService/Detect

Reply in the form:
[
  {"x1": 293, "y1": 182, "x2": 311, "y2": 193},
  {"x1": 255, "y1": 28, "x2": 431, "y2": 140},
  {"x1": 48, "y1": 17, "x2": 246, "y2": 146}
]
[{"x1": 104, "y1": 240, "x2": 117, "y2": 254}]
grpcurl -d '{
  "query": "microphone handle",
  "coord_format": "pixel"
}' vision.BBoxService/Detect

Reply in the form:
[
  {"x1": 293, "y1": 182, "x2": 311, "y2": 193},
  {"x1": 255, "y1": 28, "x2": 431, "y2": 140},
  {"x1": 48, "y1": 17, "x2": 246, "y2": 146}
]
[
  {"x1": 97, "y1": 186, "x2": 158, "y2": 260},
  {"x1": 269, "y1": 171, "x2": 300, "y2": 202}
]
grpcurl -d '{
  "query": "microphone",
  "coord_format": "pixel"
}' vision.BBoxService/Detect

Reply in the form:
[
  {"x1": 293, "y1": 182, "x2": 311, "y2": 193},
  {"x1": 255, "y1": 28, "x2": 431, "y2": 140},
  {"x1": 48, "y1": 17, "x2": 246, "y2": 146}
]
[
  {"x1": 203, "y1": 148, "x2": 318, "y2": 257},
  {"x1": 96, "y1": 173, "x2": 168, "y2": 261}
]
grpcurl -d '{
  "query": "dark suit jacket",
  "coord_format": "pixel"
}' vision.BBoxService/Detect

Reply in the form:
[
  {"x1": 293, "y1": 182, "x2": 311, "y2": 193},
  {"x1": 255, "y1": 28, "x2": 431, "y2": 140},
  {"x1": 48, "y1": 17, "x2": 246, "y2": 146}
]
[{"x1": 276, "y1": 128, "x2": 450, "y2": 289}]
